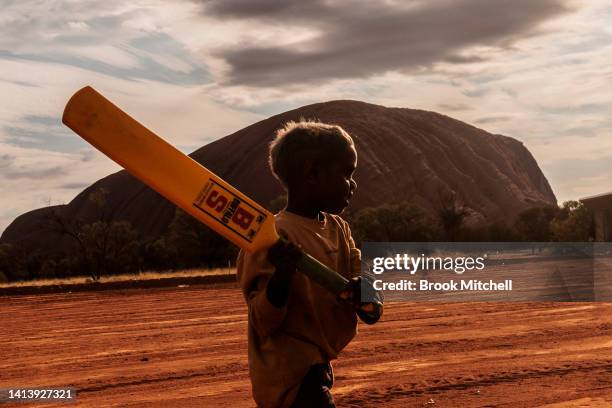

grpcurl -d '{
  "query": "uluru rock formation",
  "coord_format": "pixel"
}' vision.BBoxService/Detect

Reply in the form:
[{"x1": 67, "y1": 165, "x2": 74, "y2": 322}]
[{"x1": 1, "y1": 100, "x2": 556, "y2": 253}]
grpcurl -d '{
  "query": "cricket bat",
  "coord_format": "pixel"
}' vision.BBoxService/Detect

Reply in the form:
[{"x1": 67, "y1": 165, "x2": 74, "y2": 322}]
[{"x1": 62, "y1": 86, "x2": 381, "y2": 320}]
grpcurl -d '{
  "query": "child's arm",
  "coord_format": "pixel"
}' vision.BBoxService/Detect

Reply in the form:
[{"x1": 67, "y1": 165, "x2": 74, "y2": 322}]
[
  {"x1": 236, "y1": 239, "x2": 301, "y2": 337},
  {"x1": 265, "y1": 239, "x2": 302, "y2": 307},
  {"x1": 340, "y1": 218, "x2": 384, "y2": 324}
]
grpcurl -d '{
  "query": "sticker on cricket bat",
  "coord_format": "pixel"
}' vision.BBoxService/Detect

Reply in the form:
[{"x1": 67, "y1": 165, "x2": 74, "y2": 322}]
[{"x1": 193, "y1": 179, "x2": 267, "y2": 243}]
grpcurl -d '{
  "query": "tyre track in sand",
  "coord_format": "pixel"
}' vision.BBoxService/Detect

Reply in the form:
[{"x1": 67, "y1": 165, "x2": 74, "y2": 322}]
[{"x1": 1, "y1": 287, "x2": 610, "y2": 407}]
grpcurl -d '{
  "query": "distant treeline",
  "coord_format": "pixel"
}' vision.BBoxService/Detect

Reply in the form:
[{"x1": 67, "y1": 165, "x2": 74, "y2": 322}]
[{"x1": 0, "y1": 190, "x2": 594, "y2": 283}]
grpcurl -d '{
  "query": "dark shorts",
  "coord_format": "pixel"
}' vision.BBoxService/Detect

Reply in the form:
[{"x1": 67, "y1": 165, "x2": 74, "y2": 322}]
[{"x1": 289, "y1": 363, "x2": 336, "y2": 408}]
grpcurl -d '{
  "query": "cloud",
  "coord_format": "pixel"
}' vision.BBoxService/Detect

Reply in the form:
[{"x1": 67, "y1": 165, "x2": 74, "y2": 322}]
[
  {"x1": 3, "y1": 115, "x2": 88, "y2": 153},
  {"x1": 0, "y1": 154, "x2": 14, "y2": 169},
  {"x1": 0, "y1": 142, "x2": 121, "y2": 234},
  {"x1": 202, "y1": 0, "x2": 571, "y2": 86},
  {"x1": 4, "y1": 166, "x2": 68, "y2": 180},
  {"x1": 539, "y1": 102, "x2": 609, "y2": 116},
  {"x1": 0, "y1": 151, "x2": 69, "y2": 180},
  {"x1": 2, "y1": 0, "x2": 612, "y2": 233},
  {"x1": 0, "y1": 79, "x2": 39, "y2": 87},
  {"x1": 546, "y1": 156, "x2": 612, "y2": 180},
  {"x1": 474, "y1": 116, "x2": 513, "y2": 125},
  {"x1": 0, "y1": 46, "x2": 208, "y2": 86},
  {"x1": 59, "y1": 182, "x2": 91, "y2": 190},
  {"x1": 0, "y1": 2, "x2": 209, "y2": 85},
  {"x1": 437, "y1": 103, "x2": 472, "y2": 112},
  {"x1": 544, "y1": 156, "x2": 612, "y2": 201},
  {"x1": 461, "y1": 87, "x2": 491, "y2": 98},
  {"x1": 203, "y1": 0, "x2": 322, "y2": 20}
]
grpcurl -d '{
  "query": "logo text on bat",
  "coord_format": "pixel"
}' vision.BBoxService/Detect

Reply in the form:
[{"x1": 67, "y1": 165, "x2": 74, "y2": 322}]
[
  {"x1": 205, "y1": 191, "x2": 255, "y2": 230},
  {"x1": 194, "y1": 180, "x2": 266, "y2": 242}
]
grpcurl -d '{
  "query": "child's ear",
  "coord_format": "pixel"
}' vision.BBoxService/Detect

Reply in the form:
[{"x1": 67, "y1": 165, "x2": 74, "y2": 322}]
[
  {"x1": 302, "y1": 152, "x2": 322, "y2": 185},
  {"x1": 303, "y1": 157, "x2": 318, "y2": 185}
]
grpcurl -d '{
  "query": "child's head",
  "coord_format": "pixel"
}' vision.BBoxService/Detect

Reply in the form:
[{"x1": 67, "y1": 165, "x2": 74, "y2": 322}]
[{"x1": 269, "y1": 120, "x2": 357, "y2": 215}]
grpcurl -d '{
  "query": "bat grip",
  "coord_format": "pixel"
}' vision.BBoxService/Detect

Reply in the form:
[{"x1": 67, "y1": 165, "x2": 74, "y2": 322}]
[
  {"x1": 296, "y1": 251, "x2": 348, "y2": 295},
  {"x1": 296, "y1": 251, "x2": 383, "y2": 325}
]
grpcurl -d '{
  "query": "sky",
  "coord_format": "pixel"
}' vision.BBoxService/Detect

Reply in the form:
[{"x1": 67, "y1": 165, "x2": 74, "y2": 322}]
[{"x1": 1, "y1": 0, "x2": 612, "y2": 234}]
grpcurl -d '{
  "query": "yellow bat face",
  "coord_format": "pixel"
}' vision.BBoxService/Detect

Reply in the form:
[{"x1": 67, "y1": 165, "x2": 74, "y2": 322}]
[{"x1": 62, "y1": 86, "x2": 279, "y2": 253}]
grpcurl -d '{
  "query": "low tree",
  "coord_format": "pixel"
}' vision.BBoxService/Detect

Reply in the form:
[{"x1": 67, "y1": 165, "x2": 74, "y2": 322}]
[
  {"x1": 0, "y1": 243, "x2": 46, "y2": 282},
  {"x1": 39, "y1": 259, "x2": 58, "y2": 279},
  {"x1": 352, "y1": 202, "x2": 439, "y2": 244},
  {"x1": 550, "y1": 201, "x2": 594, "y2": 242},
  {"x1": 141, "y1": 237, "x2": 175, "y2": 271},
  {"x1": 79, "y1": 220, "x2": 140, "y2": 279},
  {"x1": 162, "y1": 209, "x2": 238, "y2": 269},
  {"x1": 43, "y1": 187, "x2": 141, "y2": 280},
  {"x1": 514, "y1": 205, "x2": 559, "y2": 241},
  {"x1": 456, "y1": 222, "x2": 520, "y2": 242},
  {"x1": 0, "y1": 243, "x2": 26, "y2": 281}
]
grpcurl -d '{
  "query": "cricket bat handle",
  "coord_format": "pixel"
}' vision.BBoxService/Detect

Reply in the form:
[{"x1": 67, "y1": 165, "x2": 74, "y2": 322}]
[
  {"x1": 296, "y1": 251, "x2": 383, "y2": 325},
  {"x1": 296, "y1": 252, "x2": 348, "y2": 294}
]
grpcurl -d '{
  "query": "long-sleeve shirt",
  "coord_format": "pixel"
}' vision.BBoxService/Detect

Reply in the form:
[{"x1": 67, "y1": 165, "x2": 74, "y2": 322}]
[{"x1": 236, "y1": 210, "x2": 362, "y2": 408}]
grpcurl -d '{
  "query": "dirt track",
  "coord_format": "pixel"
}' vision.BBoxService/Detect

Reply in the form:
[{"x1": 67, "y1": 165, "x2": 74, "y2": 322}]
[{"x1": 1, "y1": 286, "x2": 610, "y2": 407}]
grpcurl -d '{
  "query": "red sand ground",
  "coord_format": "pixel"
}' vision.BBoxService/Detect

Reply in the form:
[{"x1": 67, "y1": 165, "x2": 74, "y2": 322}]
[{"x1": 1, "y1": 286, "x2": 610, "y2": 407}]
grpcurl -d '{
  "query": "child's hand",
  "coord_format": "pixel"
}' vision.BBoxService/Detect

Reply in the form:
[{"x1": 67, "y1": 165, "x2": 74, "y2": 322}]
[
  {"x1": 338, "y1": 276, "x2": 362, "y2": 305},
  {"x1": 266, "y1": 237, "x2": 302, "y2": 275},
  {"x1": 338, "y1": 276, "x2": 383, "y2": 325}
]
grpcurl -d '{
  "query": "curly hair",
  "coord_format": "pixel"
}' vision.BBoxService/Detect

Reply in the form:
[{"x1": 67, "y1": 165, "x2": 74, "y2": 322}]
[{"x1": 268, "y1": 120, "x2": 354, "y2": 188}]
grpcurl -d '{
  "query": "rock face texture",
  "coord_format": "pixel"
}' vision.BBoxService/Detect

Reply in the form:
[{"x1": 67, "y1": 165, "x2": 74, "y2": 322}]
[{"x1": 1, "y1": 100, "x2": 556, "y2": 252}]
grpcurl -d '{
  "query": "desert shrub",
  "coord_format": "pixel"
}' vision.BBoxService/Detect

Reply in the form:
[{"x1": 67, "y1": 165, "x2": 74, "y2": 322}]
[
  {"x1": 39, "y1": 259, "x2": 59, "y2": 279},
  {"x1": 352, "y1": 202, "x2": 439, "y2": 244},
  {"x1": 56, "y1": 256, "x2": 85, "y2": 278},
  {"x1": 42, "y1": 188, "x2": 143, "y2": 280},
  {"x1": 79, "y1": 220, "x2": 141, "y2": 279},
  {"x1": 0, "y1": 243, "x2": 28, "y2": 281},
  {"x1": 514, "y1": 205, "x2": 559, "y2": 241},
  {"x1": 437, "y1": 194, "x2": 469, "y2": 241},
  {"x1": 550, "y1": 201, "x2": 594, "y2": 242},
  {"x1": 456, "y1": 222, "x2": 520, "y2": 242},
  {"x1": 512, "y1": 202, "x2": 594, "y2": 243},
  {"x1": 161, "y1": 209, "x2": 238, "y2": 269},
  {"x1": 141, "y1": 237, "x2": 175, "y2": 271}
]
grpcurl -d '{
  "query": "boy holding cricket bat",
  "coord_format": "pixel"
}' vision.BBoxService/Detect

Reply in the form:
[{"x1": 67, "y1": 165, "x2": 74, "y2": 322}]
[{"x1": 237, "y1": 120, "x2": 382, "y2": 408}]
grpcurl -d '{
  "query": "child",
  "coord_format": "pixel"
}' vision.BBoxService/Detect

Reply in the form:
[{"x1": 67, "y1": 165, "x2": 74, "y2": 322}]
[{"x1": 237, "y1": 120, "x2": 382, "y2": 408}]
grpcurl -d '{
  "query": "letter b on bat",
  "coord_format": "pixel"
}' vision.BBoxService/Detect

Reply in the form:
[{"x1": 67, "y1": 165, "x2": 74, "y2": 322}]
[{"x1": 232, "y1": 207, "x2": 255, "y2": 230}]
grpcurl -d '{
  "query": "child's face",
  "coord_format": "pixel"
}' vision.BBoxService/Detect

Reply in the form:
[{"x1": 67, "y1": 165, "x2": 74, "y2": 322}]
[{"x1": 315, "y1": 145, "x2": 358, "y2": 214}]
